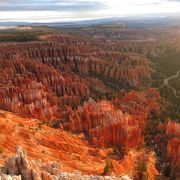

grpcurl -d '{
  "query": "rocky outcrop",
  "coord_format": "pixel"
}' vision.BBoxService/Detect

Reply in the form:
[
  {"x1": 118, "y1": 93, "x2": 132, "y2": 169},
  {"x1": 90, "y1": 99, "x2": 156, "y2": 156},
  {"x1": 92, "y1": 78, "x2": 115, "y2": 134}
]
[
  {"x1": 0, "y1": 58, "x2": 89, "y2": 121},
  {"x1": 165, "y1": 121, "x2": 180, "y2": 178},
  {"x1": 167, "y1": 138, "x2": 180, "y2": 166},
  {"x1": 88, "y1": 88, "x2": 160, "y2": 150},
  {"x1": 63, "y1": 99, "x2": 143, "y2": 150},
  {"x1": 0, "y1": 110, "x2": 104, "y2": 175},
  {"x1": 62, "y1": 89, "x2": 160, "y2": 151},
  {"x1": 112, "y1": 88, "x2": 160, "y2": 115},
  {"x1": 134, "y1": 151, "x2": 159, "y2": 180},
  {"x1": 166, "y1": 121, "x2": 180, "y2": 137},
  {"x1": 0, "y1": 109, "x2": 158, "y2": 178},
  {"x1": 0, "y1": 146, "x2": 61, "y2": 180},
  {"x1": 0, "y1": 37, "x2": 152, "y2": 87},
  {"x1": 0, "y1": 146, "x2": 133, "y2": 180},
  {"x1": 156, "y1": 120, "x2": 180, "y2": 178}
]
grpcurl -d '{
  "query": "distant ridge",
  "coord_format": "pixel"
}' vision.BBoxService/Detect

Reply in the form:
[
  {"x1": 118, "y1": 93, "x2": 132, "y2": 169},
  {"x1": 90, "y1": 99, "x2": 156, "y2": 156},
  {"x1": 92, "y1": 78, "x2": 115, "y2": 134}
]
[{"x1": 1, "y1": 15, "x2": 180, "y2": 28}]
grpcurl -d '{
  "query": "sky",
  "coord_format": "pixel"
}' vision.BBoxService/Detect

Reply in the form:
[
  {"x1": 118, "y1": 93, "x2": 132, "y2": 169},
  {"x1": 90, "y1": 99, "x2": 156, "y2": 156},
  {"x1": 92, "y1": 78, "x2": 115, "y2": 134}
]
[{"x1": 1, "y1": 0, "x2": 180, "y2": 22}]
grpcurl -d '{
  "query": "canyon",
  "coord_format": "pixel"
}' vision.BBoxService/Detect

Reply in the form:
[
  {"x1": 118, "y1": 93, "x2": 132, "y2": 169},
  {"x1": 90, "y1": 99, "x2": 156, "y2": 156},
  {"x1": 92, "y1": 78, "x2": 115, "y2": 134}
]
[{"x1": 0, "y1": 25, "x2": 179, "y2": 179}]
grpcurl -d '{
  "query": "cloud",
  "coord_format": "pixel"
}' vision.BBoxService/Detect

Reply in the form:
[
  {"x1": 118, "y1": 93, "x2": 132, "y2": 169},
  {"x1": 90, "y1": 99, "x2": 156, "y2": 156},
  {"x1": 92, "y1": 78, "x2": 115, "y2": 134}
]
[
  {"x1": 0, "y1": 0, "x2": 105, "y2": 11},
  {"x1": 132, "y1": 2, "x2": 163, "y2": 6},
  {"x1": 165, "y1": 0, "x2": 180, "y2": 1},
  {"x1": 1, "y1": 0, "x2": 180, "y2": 22}
]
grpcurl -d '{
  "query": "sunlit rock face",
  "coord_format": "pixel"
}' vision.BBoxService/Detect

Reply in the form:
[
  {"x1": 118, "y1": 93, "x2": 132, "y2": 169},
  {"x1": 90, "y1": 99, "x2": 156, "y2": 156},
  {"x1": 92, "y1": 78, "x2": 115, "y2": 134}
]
[
  {"x1": 0, "y1": 37, "x2": 153, "y2": 122},
  {"x1": 0, "y1": 146, "x2": 61, "y2": 180},
  {"x1": 0, "y1": 145, "x2": 158, "y2": 180},
  {"x1": 0, "y1": 108, "x2": 160, "y2": 179},
  {"x1": 0, "y1": 34, "x2": 153, "y2": 123},
  {"x1": 0, "y1": 146, "x2": 135, "y2": 180},
  {"x1": 65, "y1": 99, "x2": 143, "y2": 150},
  {"x1": 0, "y1": 35, "x2": 152, "y2": 87},
  {"x1": 159, "y1": 120, "x2": 180, "y2": 178},
  {"x1": 166, "y1": 121, "x2": 180, "y2": 137},
  {"x1": 166, "y1": 121, "x2": 180, "y2": 178},
  {"x1": 62, "y1": 88, "x2": 160, "y2": 151},
  {"x1": 0, "y1": 57, "x2": 89, "y2": 121}
]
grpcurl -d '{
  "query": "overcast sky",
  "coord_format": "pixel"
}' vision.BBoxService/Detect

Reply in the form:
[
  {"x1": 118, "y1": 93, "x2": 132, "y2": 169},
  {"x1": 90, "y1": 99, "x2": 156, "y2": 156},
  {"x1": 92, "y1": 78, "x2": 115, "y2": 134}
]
[{"x1": 1, "y1": 0, "x2": 180, "y2": 22}]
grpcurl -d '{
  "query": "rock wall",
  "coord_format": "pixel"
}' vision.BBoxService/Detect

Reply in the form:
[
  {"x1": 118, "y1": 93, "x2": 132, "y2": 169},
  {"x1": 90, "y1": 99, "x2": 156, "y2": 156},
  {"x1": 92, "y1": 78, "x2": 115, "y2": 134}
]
[
  {"x1": 0, "y1": 146, "x2": 132, "y2": 180},
  {"x1": 62, "y1": 89, "x2": 160, "y2": 151},
  {"x1": 0, "y1": 35, "x2": 154, "y2": 121},
  {"x1": 0, "y1": 146, "x2": 61, "y2": 180},
  {"x1": 166, "y1": 121, "x2": 180, "y2": 137},
  {"x1": 0, "y1": 37, "x2": 152, "y2": 87},
  {"x1": 166, "y1": 121, "x2": 180, "y2": 178},
  {"x1": 0, "y1": 109, "x2": 160, "y2": 178},
  {"x1": 64, "y1": 99, "x2": 143, "y2": 150},
  {"x1": 0, "y1": 58, "x2": 89, "y2": 121}
]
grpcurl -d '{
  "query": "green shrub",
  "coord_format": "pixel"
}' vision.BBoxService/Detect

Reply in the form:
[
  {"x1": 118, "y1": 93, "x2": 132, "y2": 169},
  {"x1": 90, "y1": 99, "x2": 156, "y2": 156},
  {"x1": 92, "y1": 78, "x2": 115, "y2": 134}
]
[
  {"x1": 18, "y1": 123, "x2": 24, "y2": 127},
  {"x1": 136, "y1": 160, "x2": 148, "y2": 180},
  {"x1": 102, "y1": 159, "x2": 111, "y2": 175},
  {"x1": 0, "y1": 29, "x2": 44, "y2": 42},
  {"x1": 0, "y1": 147, "x2": 4, "y2": 153},
  {"x1": 51, "y1": 120, "x2": 60, "y2": 129},
  {"x1": 164, "y1": 164, "x2": 171, "y2": 177}
]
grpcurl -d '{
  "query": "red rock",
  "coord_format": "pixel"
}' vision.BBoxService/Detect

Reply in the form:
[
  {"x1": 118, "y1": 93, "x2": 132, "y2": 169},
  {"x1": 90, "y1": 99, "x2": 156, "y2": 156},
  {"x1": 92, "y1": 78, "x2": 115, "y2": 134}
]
[
  {"x1": 0, "y1": 40, "x2": 152, "y2": 86},
  {"x1": 164, "y1": 120, "x2": 180, "y2": 178},
  {"x1": 63, "y1": 89, "x2": 160, "y2": 151},
  {"x1": 166, "y1": 121, "x2": 180, "y2": 136},
  {"x1": 0, "y1": 58, "x2": 89, "y2": 121}
]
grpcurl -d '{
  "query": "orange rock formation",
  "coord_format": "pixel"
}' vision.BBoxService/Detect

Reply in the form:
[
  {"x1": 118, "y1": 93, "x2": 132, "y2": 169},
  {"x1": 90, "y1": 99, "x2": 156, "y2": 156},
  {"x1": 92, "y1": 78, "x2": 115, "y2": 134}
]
[
  {"x1": 166, "y1": 121, "x2": 180, "y2": 178},
  {"x1": 0, "y1": 109, "x2": 158, "y2": 178}
]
